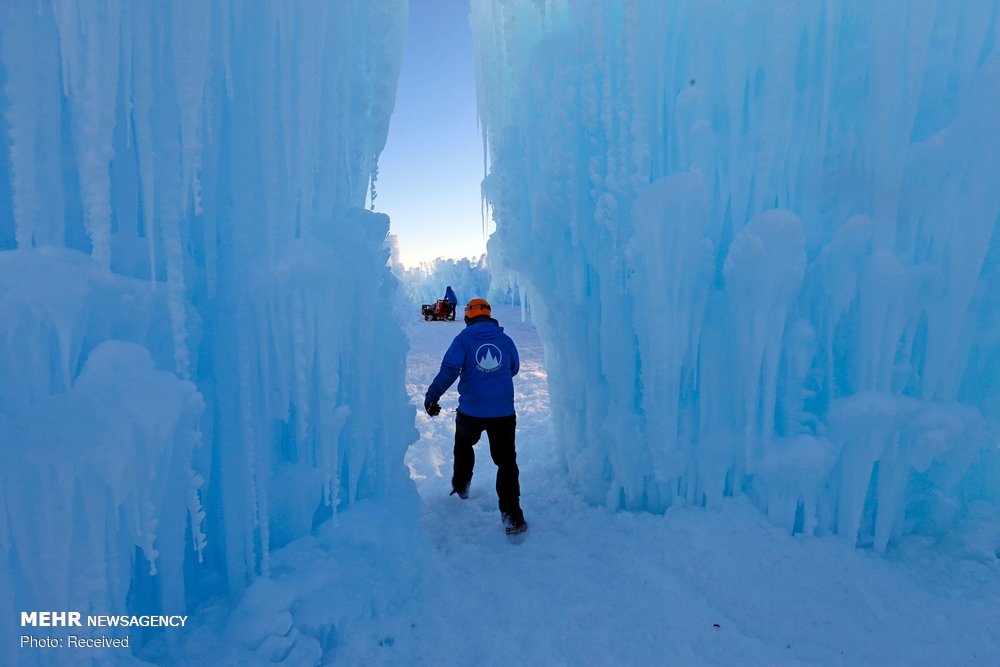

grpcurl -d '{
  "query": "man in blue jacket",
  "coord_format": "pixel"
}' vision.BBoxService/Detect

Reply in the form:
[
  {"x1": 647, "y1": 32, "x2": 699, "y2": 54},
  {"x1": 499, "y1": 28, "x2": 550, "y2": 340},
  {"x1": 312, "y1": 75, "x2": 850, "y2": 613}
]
[
  {"x1": 443, "y1": 285, "x2": 458, "y2": 307},
  {"x1": 435, "y1": 285, "x2": 459, "y2": 319},
  {"x1": 424, "y1": 298, "x2": 527, "y2": 535}
]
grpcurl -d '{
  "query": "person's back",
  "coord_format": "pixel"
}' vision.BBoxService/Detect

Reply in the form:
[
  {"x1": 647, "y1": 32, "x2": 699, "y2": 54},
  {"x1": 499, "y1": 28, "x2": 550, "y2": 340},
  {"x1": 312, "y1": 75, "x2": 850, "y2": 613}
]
[
  {"x1": 446, "y1": 319, "x2": 518, "y2": 417},
  {"x1": 444, "y1": 285, "x2": 458, "y2": 306},
  {"x1": 424, "y1": 298, "x2": 527, "y2": 535}
]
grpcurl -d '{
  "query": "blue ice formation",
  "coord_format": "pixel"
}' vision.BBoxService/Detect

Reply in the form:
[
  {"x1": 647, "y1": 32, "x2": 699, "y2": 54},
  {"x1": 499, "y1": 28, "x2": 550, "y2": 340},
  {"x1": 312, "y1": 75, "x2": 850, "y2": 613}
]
[
  {"x1": 387, "y1": 235, "x2": 529, "y2": 315},
  {"x1": 471, "y1": 0, "x2": 1000, "y2": 552},
  {"x1": 388, "y1": 245, "x2": 491, "y2": 306},
  {"x1": 0, "y1": 1, "x2": 414, "y2": 661}
]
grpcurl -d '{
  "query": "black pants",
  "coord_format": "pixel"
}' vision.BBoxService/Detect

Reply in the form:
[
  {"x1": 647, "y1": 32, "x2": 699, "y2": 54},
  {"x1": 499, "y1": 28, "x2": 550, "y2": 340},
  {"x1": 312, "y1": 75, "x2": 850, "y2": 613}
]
[{"x1": 453, "y1": 411, "x2": 521, "y2": 516}]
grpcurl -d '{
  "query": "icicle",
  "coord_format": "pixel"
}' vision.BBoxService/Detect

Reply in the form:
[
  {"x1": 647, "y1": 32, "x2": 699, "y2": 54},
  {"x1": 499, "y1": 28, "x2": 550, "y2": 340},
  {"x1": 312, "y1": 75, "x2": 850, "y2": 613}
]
[
  {"x1": 325, "y1": 406, "x2": 350, "y2": 508},
  {"x1": 221, "y1": 0, "x2": 234, "y2": 98},
  {"x1": 236, "y1": 297, "x2": 262, "y2": 578},
  {"x1": 188, "y1": 471, "x2": 207, "y2": 563},
  {"x1": 292, "y1": 291, "x2": 310, "y2": 444},
  {"x1": 51, "y1": 0, "x2": 122, "y2": 270},
  {"x1": 173, "y1": 0, "x2": 211, "y2": 219},
  {"x1": 369, "y1": 156, "x2": 379, "y2": 211},
  {"x1": 294, "y1": 1, "x2": 329, "y2": 237},
  {"x1": 161, "y1": 215, "x2": 191, "y2": 379},
  {"x1": 130, "y1": 4, "x2": 159, "y2": 285}
]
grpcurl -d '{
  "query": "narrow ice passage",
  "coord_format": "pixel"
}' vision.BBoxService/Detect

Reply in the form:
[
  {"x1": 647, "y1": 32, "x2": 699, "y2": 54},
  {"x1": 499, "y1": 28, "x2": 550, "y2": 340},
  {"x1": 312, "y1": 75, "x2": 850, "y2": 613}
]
[{"x1": 382, "y1": 305, "x2": 1000, "y2": 666}]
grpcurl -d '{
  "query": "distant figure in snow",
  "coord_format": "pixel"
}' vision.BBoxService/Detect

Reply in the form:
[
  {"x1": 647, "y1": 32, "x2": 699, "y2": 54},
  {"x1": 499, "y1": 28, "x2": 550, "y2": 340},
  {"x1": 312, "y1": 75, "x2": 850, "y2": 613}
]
[
  {"x1": 424, "y1": 298, "x2": 527, "y2": 535},
  {"x1": 435, "y1": 285, "x2": 458, "y2": 319}
]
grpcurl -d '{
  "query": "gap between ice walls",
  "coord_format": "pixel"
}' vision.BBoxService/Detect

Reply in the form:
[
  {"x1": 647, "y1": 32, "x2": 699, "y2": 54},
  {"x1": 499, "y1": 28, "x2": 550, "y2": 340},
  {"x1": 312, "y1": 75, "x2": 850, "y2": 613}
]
[
  {"x1": 471, "y1": 0, "x2": 1000, "y2": 555},
  {"x1": 385, "y1": 236, "x2": 532, "y2": 317},
  {"x1": 0, "y1": 1, "x2": 418, "y2": 663}
]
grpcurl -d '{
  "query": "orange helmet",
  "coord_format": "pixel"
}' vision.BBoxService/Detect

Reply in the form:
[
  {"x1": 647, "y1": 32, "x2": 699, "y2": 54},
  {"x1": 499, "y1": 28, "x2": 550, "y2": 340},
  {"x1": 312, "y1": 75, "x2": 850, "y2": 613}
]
[{"x1": 464, "y1": 298, "x2": 491, "y2": 318}]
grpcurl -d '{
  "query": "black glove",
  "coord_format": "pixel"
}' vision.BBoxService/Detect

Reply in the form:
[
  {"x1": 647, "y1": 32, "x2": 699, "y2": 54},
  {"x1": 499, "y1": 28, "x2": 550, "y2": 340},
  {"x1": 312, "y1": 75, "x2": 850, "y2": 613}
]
[{"x1": 424, "y1": 399, "x2": 441, "y2": 417}]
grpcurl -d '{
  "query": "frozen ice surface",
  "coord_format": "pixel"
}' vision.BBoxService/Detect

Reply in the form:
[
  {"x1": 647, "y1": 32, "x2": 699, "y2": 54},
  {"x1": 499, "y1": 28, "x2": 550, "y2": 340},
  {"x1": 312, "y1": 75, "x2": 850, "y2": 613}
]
[{"x1": 471, "y1": 0, "x2": 1000, "y2": 549}]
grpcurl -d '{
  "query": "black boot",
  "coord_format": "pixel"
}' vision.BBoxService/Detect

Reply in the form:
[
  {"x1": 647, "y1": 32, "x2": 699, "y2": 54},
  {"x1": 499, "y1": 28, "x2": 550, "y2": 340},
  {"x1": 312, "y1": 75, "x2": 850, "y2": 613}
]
[{"x1": 501, "y1": 508, "x2": 527, "y2": 535}]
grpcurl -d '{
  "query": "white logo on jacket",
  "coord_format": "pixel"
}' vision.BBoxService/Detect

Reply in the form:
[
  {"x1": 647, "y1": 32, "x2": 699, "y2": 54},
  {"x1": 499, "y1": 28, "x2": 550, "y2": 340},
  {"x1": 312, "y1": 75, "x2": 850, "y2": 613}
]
[{"x1": 475, "y1": 344, "x2": 502, "y2": 372}]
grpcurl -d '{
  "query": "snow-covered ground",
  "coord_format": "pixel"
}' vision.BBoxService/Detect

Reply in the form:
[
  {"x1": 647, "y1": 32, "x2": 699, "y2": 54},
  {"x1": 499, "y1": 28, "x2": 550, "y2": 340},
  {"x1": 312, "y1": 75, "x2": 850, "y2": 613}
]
[{"x1": 387, "y1": 305, "x2": 1000, "y2": 666}]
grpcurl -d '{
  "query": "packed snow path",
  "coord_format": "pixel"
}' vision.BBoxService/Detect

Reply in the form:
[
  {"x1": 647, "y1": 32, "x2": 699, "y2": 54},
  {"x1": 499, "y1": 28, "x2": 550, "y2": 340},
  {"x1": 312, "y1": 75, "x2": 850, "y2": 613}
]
[{"x1": 390, "y1": 305, "x2": 1000, "y2": 667}]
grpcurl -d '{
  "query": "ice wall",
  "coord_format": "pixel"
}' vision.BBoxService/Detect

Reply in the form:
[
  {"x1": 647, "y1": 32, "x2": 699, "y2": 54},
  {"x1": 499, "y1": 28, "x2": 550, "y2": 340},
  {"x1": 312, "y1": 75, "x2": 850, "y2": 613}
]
[
  {"x1": 471, "y1": 0, "x2": 1000, "y2": 552},
  {"x1": 387, "y1": 236, "x2": 528, "y2": 313},
  {"x1": 0, "y1": 1, "x2": 413, "y2": 662},
  {"x1": 390, "y1": 251, "x2": 492, "y2": 306}
]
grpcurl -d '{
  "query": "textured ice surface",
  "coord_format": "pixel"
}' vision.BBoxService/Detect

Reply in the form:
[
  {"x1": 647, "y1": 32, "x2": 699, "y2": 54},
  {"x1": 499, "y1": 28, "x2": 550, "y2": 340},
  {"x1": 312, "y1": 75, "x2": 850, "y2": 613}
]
[
  {"x1": 0, "y1": 2, "x2": 414, "y2": 663},
  {"x1": 389, "y1": 251, "x2": 491, "y2": 306},
  {"x1": 388, "y1": 238, "x2": 529, "y2": 314},
  {"x1": 471, "y1": 0, "x2": 1000, "y2": 550}
]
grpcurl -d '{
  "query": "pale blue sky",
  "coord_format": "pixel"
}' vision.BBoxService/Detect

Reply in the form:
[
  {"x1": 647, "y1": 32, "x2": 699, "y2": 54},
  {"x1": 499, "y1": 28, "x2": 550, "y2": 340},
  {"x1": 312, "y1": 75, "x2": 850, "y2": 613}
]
[{"x1": 375, "y1": 0, "x2": 490, "y2": 267}]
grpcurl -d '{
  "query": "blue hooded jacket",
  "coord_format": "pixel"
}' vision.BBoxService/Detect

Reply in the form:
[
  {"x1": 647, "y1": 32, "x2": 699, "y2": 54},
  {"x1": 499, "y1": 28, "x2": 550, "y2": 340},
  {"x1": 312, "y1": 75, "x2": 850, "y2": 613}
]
[{"x1": 425, "y1": 318, "x2": 519, "y2": 417}]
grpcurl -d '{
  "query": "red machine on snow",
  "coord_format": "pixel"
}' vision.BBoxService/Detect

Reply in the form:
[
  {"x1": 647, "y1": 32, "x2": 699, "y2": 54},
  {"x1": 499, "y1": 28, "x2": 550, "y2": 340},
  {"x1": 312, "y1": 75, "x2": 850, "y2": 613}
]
[{"x1": 422, "y1": 300, "x2": 456, "y2": 321}]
